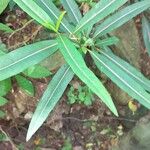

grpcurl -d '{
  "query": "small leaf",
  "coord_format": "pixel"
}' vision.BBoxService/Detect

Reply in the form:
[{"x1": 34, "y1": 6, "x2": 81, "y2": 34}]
[
  {"x1": 0, "y1": 23, "x2": 14, "y2": 33},
  {"x1": 55, "y1": 11, "x2": 66, "y2": 32},
  {"x1": 142, "y1": 16, "x2": 150, "y2": 55},
  {"x1": 0, "y1": 40, "x2": 57, "y2": 81},
  {"x1": 0, "y1": 0, "x2": 9, "y2": 15},
  {"x1": 0, "y1": 97, "x2": 8, "y2": 106},
  {"x1": 94, "y1": 0, "x2": 150, "y2": 38},
  {"x1": 0, "y1": 79, "x2": 12, "y2": 96},
  {"x1": 26, "y1": 64, "x2": 74, "y2": 141},
  {"x1": 95, "y1": 36, "x2": 119, "y2": 47},
  {"x1": 0, "y1": 110, "x2": 6, "y2": 118},
  {"x1": 23, "y1": 65, "x2": 52, "y2": 79},
  {"x1": 15, "y1": 75, "x2": 34, "y2": 96},
  {"x1": 57, "y1": 35, "x2": 118, "y2": 116},
  {"x1": 34, "y1": 0, "x2": 73, "y2": 34},
  {"x1": 14, "y1": 0, "x2": 56, "y2": 31}
]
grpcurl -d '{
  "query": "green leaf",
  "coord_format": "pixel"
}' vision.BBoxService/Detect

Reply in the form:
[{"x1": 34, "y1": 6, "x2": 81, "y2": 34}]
[
  {"x1": 13, "y1": 0, "x2": 56, "y2": 31},
  {"x1": 0, "y1": 79, "x2": 12, "y2": 96},
  {"x1": 0, "y1": 0, "x2": 9, "y2": 15},
  {"x1": 0, "y1": 110, "x2": 6, "y2": 118},
  {"x1": 0, "y1": 23, "x2": 14, "y2": 33},
  {"x1": 95, "y1": 36, "x2": 119, "y2": 47},
  {"x1": 90, "y1": 50, "x2": 150, "y2": 109},
  {"x1": 34, "y1": 0, "x2": 73, "y2": 34},
  {"x1": 55, "y1": 11, "x2": 66, "y2": 32},
  {"x1": 0, "y1": 97, "x2": 8, "y2": 106},
  {"x1": 23, "y1": 65, "x2": 52, "y2": 79},
  {"x1": 74, "y1": 0, "x2": 127, "y2": 33},
  {"x1": 26, "y1": 64, "x2": 74, "y2": 141},
  {"x1": 0, "y1": 40, "x2": 58, "y2": 81},
  {"x1": 142, "y1": 16, "x2": 150, "y2": 55},
  {"x1": 15, "y1": 75, "x2": 34, "y2": 96},
  {"x1": 0, "y1": 41, "x2": 8, "y2": 55},
  {"x1": 61, "y1": 0, "x2": 82, "y2": 24},
  {"x1": 57, "y1": 35, "x2": 118, "y2": 116},
  {"x1": 99, "y1": 47, "x2": 150, "y2": 92},
  {"x1": 94, "y1": 0, "x2": 150, "y2": 38}
]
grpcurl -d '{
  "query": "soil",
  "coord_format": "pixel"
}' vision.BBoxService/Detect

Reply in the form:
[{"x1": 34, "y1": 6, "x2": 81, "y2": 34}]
[{"x1": 0, "y1": 4, "x2": 150, "y2": 150}]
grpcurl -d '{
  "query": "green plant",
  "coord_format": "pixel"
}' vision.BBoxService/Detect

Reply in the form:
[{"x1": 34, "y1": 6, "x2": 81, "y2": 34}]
[
  {"x1": 0, "y1": 0, "x2": 150, "y2": 141},
  {"x1": 67, "y1": 85, "x2": 94, "y2": 106}
]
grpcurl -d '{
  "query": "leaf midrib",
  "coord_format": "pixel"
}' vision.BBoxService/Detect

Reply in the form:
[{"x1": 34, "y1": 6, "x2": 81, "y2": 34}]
[
  {"x1": 0, "y1": 43, "x2": 57, "y2": 72},
  {"x1": 41, "y1": 0, "x2": 72, "y2": 34},
  {"x1": 91, "y1": 52, "x2": 150, "y2": 104},
  {"x1": 59, "y1": 36, "x2": 105, "y2": 97},
  {"x1": 94, "y1": 3, "x2": 148, "y2": 37},
  {"x1": 101, "y1": 50, "x2": 150, "y2": 90},
  {"x1": 29, "y1": 66, "x2": 71, "y2": 134},
  {"x1": 74, "y1": 0, "x2": 116, "y2": 33},
  {"x1": 65, "y1": 0, "x2": 80, "y2": 23}
]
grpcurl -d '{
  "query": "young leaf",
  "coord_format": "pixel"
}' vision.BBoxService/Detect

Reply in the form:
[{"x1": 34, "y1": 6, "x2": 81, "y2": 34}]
[
  {"x1": 13, "y1": 0, "x2": 56, "y2": 31},
  {"x1": 57, "y1": 35, "x2": 118, "y2": 116},
  {"x1": 142, "y1": 16, "x2": 150, "y2": 55},
  {"x1": 95, "y1": 36, "x2": 119, "y2": 47},
  {"x1": 23, "y1": 65, "x2": 52, "y2": 79},
  {"x1": 0, "y1": 79, "x2": 12, "y2": 96},
  {"x1": 61, "y1": 0, "x2": 82, "y2": 24},
  {"x1": 26, "y1": 64, "x2": 74, "y2": 141},
  {"x1": 0, "y1": 0, "x2": 9, "y2": 14},
  {"x1": 0, "y1": 97, "x2": 8, "y2": 106},
  {"x1": 74, "y1": 0, "x2": 127, "y2": 34},
  {"x1": 94, "y1": 0, "x2": 150, "y2": 38},
  {"x1": 15, "y1": 75, "x2": 35, "y2": 96},
  {"x1": 100, "y1": 47, "x2": 150, "y2": 92},
  {"x1": 0, "y1": 23, "x2": 14, "y2": 33},
  {"x1": 0, "y1": 40, "x2": 58, "y2": 81},
  {"x1": 90, "y1": 51, "x2": 150, "y2": 109},
  {"x1": 34, "y1": 0, "x2": 73, "y2": 34}
]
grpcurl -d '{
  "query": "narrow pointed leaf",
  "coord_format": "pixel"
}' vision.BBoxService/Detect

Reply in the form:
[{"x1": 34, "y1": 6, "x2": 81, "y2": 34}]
[
  {"x1": 0, "y1": 97, "x2": 8, "y2": 106},
  {"x1": 74, "y1": 0, "x2": 127, "y2": 33},
  {"x1": 14, "y1": 0, "x2": 56, "y2": 31},
  {"x1": 94, "y1": 0, "x2": 150, "y2": 38},
  {"x1": 0, "y1": 0, "x2": 9, "y2": 14},
  {"x1": 0, "y1": 40, "x2": 58, "y2": 81},
  {"x1": 26, "y1": 64, "x2": 74, "y2": 141},
  {"x1": 0, "y1": 23, "x2": 14, "y2": 33},
  {"x1": 34, "y1": 0, "x2": 74, "y2": 34},
  {"x1": 61, "y1": 0, "x2": 82, "y2": 25},
  {"x1": 57, "y1": 35, "x2": 118, "y2": 116},
  {"x1": 95, "y1": 36, "x2": 119, "y2": 47},
  {"x1": 90, "y1": 51, "x2": 150, "y2": 109},
  {"x1": 142, "y1": 16, "x2": 150, "y2": 55},
  {"x1": 100, "y1": 47, "x2": 150, "y2": 92},
  {"x1": 0, "y1": 79, "x2": 12, "y2": 96}
]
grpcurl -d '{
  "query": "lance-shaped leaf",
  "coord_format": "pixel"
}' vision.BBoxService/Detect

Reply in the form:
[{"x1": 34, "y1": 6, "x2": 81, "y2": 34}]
[
  {"x1": 14, "y1": 0, "x2": 56, "y2": 31},
  {"x1": 0, "y1": 23, "x2": 14, "y2": 33},
  {"x1": 57, "y1": 35, "x2": 118, "y2": 116},
  {"x1": 34, "y1": 0, "x2": 73, "y2": 34},
  {"x1": 90, "y1": 51, "x2": 150, "y2": 109},
  {"x1": 99, "y1": 47, "x2": 150, "y2": 92},
  {"x1": 0, "y1": 40, "x2": 58, "y2": 81},
  {"x1": 94, "y1": 0, "x2": 150, "y2": 38},
  {"x1": 74, "y1": 0, "x2": 127, "y2": 34},
  {"x1": 95, "y1": 36, "x2": 119, "y2": 47},
  {"x1": 61, "y1": 0, "x2": 82, "y2": 25},
  {"x1": 142, "y1": 16, "x2": 150, "y2": 55},
  {"x1": 26, "y1": 64, "x2": 74, "y2": 141}
]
